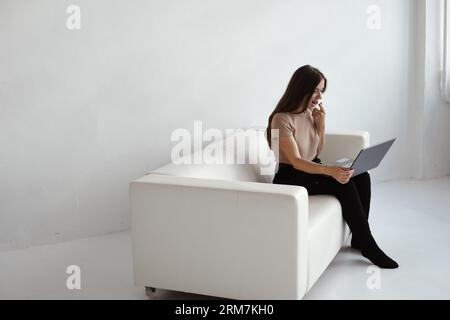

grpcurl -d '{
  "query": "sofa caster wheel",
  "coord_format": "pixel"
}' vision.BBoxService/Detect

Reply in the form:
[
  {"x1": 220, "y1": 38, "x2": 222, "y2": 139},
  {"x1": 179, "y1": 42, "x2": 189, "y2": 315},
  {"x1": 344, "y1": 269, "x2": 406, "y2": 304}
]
[{"x1": 145, "y1": 286, "x2": 156, "y2": 297}]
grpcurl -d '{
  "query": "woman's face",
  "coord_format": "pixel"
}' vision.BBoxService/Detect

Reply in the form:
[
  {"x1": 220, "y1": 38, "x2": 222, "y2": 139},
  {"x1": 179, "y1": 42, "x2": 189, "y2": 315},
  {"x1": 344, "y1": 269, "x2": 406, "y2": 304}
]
[{"x1": 307, "y1": 78, "x2": 325, "y2": 110}]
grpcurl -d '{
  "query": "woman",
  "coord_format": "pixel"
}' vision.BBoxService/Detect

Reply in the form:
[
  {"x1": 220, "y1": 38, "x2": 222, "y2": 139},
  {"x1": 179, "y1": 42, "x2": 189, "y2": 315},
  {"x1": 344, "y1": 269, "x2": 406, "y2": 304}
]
[{"x1": 267, "y1": 65, "x2": 398, "y2": 269}]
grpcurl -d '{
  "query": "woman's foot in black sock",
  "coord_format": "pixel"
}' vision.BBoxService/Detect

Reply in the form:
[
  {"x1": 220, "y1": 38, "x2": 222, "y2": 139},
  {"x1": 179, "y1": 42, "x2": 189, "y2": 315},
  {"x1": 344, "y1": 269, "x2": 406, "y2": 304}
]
[{"x1": 360, "y1": 238, "x2": 399, "y2": 269}]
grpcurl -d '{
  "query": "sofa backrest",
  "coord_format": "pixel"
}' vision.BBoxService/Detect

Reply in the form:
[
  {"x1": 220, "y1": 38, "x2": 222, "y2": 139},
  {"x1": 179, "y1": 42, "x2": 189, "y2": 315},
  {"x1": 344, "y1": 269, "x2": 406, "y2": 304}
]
[{"x1": 147, "y1": 127, "x2": 276, "y2": 183}]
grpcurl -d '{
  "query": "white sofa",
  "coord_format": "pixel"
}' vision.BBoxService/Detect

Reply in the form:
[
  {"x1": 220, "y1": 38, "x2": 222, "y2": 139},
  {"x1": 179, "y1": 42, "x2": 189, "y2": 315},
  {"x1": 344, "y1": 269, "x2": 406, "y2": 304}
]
[{"x1": 129, "y1": 127, "x2": 369, "y2": 300}]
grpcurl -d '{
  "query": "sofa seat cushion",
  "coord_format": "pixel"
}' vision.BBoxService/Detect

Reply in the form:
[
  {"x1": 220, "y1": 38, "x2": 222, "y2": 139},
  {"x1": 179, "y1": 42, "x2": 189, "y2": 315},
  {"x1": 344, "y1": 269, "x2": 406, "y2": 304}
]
[{"x1": 306, "y1": 195, "x2": 351, "y2": 291}]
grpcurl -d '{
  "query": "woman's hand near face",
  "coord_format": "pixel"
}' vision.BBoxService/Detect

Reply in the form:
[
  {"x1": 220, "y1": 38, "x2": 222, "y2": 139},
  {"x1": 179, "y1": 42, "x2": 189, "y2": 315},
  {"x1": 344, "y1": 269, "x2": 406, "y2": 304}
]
[{"x1": 312, "y1": 102, "x2": 326, "y2": 133}]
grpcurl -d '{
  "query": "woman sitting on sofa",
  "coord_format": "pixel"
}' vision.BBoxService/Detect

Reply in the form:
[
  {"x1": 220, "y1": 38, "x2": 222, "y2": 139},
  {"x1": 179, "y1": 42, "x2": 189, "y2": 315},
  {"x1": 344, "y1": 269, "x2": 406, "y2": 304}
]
[{"x1": 267, "y1": 65, "x2": 398, "y2": 269}]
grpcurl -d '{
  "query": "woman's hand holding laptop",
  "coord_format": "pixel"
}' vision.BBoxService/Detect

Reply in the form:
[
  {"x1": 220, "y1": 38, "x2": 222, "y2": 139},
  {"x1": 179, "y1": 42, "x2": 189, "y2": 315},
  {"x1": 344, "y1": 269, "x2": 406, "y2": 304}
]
[{"x1": 323, "y1": 166, "x2": 355, "y2": 184}]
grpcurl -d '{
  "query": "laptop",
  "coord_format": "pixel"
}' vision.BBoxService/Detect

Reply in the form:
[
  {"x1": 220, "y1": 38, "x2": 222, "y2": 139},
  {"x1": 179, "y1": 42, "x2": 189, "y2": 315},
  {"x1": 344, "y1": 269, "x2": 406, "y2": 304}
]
[{"x1": 332, "y1": 138, "x2": 396, "y2": 177}]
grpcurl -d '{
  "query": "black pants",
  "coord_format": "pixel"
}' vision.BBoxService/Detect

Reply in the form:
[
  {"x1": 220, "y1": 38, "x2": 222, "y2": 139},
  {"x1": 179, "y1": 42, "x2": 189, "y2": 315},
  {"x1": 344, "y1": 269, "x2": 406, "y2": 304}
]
[{"x1": 272, "y1": 158, "x2": 372, "y2": 245}]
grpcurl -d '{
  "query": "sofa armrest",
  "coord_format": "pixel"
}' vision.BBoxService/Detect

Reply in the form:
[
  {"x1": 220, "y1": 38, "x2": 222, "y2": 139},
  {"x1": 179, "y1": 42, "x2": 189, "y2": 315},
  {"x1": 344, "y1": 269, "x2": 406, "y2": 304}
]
[
  {"x1": 130, "y1": 174, "x2": 309, "y2": 299},
  {"x1": 318, "y1": 130, "x2": 370, "y2": 165}
]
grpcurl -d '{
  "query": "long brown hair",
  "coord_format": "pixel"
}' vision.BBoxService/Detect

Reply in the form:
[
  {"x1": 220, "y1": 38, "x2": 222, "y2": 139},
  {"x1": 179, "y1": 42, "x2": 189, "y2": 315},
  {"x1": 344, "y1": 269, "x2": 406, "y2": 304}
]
[{"x1": 266, "y1": 65, "x2": 327, "y2": 148}]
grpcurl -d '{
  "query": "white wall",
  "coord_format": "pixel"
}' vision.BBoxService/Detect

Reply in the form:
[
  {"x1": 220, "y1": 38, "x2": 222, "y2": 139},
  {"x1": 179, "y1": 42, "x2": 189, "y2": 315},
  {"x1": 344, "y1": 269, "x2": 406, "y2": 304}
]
[
  {"x1": 0, "y1": 0, "x2": 438, "y2": 250},
  {"x1": 414, "y1": 0, "x2": 450, "y2": 179}
]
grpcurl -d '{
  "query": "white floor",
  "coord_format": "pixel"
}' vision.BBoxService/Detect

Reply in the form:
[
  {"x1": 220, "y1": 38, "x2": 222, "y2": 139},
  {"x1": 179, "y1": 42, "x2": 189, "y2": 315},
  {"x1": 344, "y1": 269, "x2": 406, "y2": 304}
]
[{"x1": 1, "y1": 176, "x2": 449, "y2": 300}]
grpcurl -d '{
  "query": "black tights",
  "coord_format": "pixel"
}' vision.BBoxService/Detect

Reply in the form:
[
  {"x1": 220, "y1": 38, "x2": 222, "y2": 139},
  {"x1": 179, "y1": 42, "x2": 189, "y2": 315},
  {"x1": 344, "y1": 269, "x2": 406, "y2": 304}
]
[
  {"x1": 272, "y1": 160, "x2": 371, "y2": 246},
  {"x1": 272, "y1": 159, "x2": 398, "y2": 268}
]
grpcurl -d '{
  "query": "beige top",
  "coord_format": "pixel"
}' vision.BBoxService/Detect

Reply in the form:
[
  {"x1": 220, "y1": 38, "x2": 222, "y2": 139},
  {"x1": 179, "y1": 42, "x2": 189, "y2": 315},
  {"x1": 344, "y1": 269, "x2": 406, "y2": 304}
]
[{"x1": 270, "y1": 109, "x2": 320, "y2": 164}]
